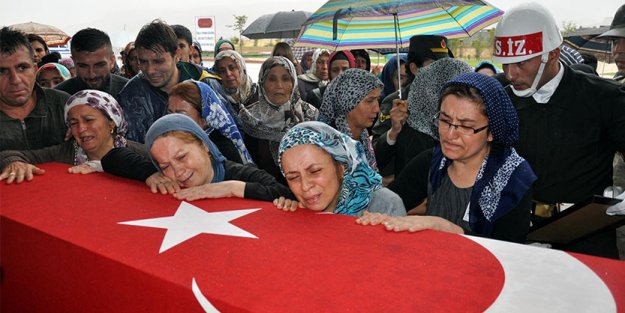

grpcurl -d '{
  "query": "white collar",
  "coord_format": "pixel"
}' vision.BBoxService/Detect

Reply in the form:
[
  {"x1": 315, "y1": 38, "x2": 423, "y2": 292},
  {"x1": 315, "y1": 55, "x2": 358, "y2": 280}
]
[{"x1": 532, "y1": 62, "x2": 564, "y2": 104}]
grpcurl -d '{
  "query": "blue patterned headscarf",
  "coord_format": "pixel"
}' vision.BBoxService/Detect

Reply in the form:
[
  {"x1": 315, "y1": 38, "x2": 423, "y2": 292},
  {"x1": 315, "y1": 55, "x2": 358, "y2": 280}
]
[
  {"x1": 192, "y1": 80, "x2": 254, "y2": 165},
  {"x1": 429, "y1": 72, "x2": 536, "y2": 236},
  {"x1": 145, "y1": 114, "x2": 226, "y2": 183},
  {"x1": 278, "y1": 121, "x2": 382, "y2": 216}
]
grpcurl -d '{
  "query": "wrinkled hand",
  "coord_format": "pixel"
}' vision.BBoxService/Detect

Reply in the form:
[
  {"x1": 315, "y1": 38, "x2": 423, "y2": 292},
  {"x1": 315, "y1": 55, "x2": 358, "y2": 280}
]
[
  {"x1": 388, "y1": 99, "x2": 408, "y2": 140},
  {"x1": 146, "y1": 172, "x2": 180, "y2": 195},
  {"x1": 68, "y1": 163, "x2": 97, "y2": 174},
  {"x1": 378, "y1": 215, "x2": 464, "y2": 234},
  {"x1": 174, "y1": 182, "x2": 234, "y2": 201},
  {"x1": 0, "y1": 161, "x2": 45, "y2": 184},
  {"x1": 355, "y1": 211, "x2": 391, "y2": 225},
  {"x1": 273, "y1": 196, "x2": 304, "y2": 212}
]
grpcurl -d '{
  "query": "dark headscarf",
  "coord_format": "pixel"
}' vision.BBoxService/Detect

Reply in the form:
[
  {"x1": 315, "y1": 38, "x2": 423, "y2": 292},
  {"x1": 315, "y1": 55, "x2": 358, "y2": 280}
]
[
  {"x1": 429, "y1": 72, "x2": 536, "y2": 236},
  {"x1": 145, "y1": 114, "x2": 226, "y2": 183},
  {"x1": 351, "y1": 49, "x2": 371, "y2": 71},
  {"x1": 214, "y1": 38, "x2": 236, "y2": 58},
  {"x1": 380, "y1": 55, "x2": 407, "y2": 99}
]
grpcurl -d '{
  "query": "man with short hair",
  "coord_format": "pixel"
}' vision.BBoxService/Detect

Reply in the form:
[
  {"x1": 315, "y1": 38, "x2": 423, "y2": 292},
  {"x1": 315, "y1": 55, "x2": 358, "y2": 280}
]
[
  {"x1": 372, "y1": 35, "x2": 453, "y2": 138},
  {"x1": 119, "y1": 20, "x2": 225, "y2": 143},
  {"x1": 55, "y1": 28, "x2": 128, "y2": 100},
  {"x1": 0, "y1": 27, "x2": 69, "y2": 151},
  {"x1": 495, "y1": 3, "x2": 625, "y2": 258},
  {"x1": 171, "y1": 25, "x2": 192, "y2": 62}
]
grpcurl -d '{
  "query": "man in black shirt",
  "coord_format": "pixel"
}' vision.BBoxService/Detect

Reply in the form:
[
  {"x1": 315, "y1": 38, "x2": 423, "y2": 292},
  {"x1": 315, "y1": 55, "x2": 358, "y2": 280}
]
[
  {"x1": 493, "y1": 3, "x2": 625, "y2": 258},
  {"x1": 55, "y1": 28, "x2": 128, "y2": 100}
]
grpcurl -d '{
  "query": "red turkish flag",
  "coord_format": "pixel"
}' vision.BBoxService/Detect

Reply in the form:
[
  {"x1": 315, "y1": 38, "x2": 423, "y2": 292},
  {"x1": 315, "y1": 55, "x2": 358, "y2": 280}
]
[{"x1": 2, "y1": 163, "x2": 624, "y2": 312}]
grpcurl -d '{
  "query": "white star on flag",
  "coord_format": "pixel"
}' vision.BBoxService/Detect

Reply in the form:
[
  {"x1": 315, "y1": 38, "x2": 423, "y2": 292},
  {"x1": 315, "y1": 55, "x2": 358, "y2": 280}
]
[{"x1": 119, "y1": 201, "x2": 260, "y2": 253}]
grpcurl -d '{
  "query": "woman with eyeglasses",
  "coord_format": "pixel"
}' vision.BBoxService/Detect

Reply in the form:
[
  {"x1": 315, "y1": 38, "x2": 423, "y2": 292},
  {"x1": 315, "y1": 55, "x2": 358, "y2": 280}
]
[{"x1": 358, "y1": 72, "x2": 537, "y2": 243}]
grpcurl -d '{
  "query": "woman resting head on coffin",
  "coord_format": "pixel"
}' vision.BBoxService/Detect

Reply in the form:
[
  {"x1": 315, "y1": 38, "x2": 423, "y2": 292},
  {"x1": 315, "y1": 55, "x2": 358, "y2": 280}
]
[
  {"x1": 0, "y1": 90, "x2": 144, "y2": 184},
  {"x1": 101, "y1": 113, "x2": 293, "y2": 202},
  {"x1": 273, "y1": 121, "x2": 405, "y2": 217}
]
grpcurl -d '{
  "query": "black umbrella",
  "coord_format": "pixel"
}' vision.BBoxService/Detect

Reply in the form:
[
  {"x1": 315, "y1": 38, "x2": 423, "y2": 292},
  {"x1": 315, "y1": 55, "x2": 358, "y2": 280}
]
[
  {"x1": 242, "y1": 10, "x2": 311, "y2": 39},
  {"x1": 563, "y1": 26, "x2": 612, "y2": 54}
]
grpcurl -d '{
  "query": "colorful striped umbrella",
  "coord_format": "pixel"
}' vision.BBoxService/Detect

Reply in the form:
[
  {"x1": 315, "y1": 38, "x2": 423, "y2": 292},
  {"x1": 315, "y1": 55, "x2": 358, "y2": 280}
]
[
  {"x1": 296, "y1": 0, "x2": 503, "y2": 51},
  {"x1": 295, "y1": 0, "x2": 503, "y2": 98}
]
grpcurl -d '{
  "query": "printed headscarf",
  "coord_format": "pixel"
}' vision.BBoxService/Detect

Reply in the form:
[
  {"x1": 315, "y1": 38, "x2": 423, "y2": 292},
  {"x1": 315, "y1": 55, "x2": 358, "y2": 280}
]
[
  {"x1": 406, "y1": 58, "x2": 473, "y2": 139},
  {"x1": 214, "y1": 50, "x2": 255, "y2": 106},
  {"x1": 429, "y1": 72, "x2": 537, "y2": 236},
  {"x1": 298, "y1": 48, "x2": 330, "y2": 86},
  {"x1": 145, "y1": 114, "x2": 226, "y2": 183},
  {"x1": 191, "y1": 80, "x2": 254, "y2": 164},
  {"x1": 380, "y1": 55, "x2": 407, "y2": 99},
  {"x1": 64, "y1": 90, "x2": 128, "y2": 164},
  {"x1": 239, "y1": 57, "x2": 319, "y2": 164},
  {"x1": 278, "y1": 121, "x2": 382, "y2": 216},
  {"x1": 37, "y1": 62, "x2": 71, "y2": 81},
  {"x1": 319, "y1": 68, "x2": 383, "y2": 171}
]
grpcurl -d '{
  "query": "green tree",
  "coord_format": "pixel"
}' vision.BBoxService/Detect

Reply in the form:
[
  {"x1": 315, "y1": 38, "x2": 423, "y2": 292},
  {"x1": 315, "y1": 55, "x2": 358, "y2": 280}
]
[
  {"x1": 227, "y1": 15, "x2": 248, "y2": 53},
  {"x1": 561, "y1": 21, "x2": 577, "y2": 36}
]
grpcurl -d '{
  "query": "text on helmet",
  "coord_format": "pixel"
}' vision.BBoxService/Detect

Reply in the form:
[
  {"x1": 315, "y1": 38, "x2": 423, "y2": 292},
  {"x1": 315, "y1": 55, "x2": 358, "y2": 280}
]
[{"x1": 494, "y1": 32, "x2": 543, "y2": 58}]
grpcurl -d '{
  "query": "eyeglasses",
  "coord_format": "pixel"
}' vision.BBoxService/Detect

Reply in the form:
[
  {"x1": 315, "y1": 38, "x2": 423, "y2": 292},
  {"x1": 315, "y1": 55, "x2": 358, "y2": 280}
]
[{"x1": 432, "y1": 112, "x2": 489, "y2": 136}]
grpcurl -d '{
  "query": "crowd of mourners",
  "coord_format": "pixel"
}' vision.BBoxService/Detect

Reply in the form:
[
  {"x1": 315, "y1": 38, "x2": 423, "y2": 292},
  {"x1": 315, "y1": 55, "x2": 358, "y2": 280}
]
[{"x1": 2, "y1": 2, "x2": 625, "y2": 259}]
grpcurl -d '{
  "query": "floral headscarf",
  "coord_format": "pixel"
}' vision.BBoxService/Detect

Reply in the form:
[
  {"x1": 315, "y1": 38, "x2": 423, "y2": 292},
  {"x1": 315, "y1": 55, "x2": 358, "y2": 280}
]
[
  {"x1": 406, "y1": 58, "x2": 473, "y2": 139},
  {"x1": 64, "y1": 90, "x2": 128, "y2": 164},
  {"x1": 145, "y1": 114, "x2": 226, "y2": 183},
  {"x1": 192, "y1": 80, "x2": 254, "y2": 165},
  {"x1": 279, "y1": 121, "x2": 382, "y2": 216},
  {"x1": 214, "y1": 50, "x2": 255, "y2": 106},
  {"x1": 319, "y1": 68, "x2": 383, "y2": 171},
  {"x1": 430, "y1": 72, "x2": 537, "y2": 236},
  {"x1": 239, "y1": 57, "x2": 318, "y2": 164}
]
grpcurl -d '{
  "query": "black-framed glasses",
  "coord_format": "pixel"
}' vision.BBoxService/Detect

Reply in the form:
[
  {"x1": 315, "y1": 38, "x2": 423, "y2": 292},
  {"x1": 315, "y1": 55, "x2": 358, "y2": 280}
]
[{"x1": 432, "y1": 112, "x2": 489, "y2": 136}]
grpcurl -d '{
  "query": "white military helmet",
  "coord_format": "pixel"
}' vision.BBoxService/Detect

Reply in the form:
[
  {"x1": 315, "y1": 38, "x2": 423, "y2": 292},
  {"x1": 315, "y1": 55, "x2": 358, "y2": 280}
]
[{"x1": 493, "y1": 2, "x2": 563, "y2": 64}]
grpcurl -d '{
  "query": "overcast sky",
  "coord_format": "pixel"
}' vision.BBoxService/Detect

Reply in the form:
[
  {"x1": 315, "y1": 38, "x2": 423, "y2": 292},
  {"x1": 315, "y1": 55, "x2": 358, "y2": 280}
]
[{"x1": 1, "y1": 0, "x2": 621, "y2": 48}]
